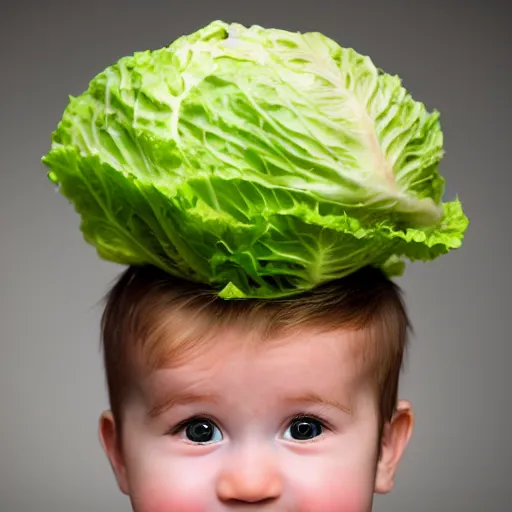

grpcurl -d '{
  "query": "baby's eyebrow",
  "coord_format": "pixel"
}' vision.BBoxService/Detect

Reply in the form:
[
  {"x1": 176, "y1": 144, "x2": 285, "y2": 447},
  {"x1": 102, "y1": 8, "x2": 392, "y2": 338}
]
[
  {"x1": 147, "y1": 392, "x2": 219, "y2": 419},
  {"x1": 147, "y1": 390, "x2": 352, "y2": 418},
  {"x1": 284, "y1": 392, "x2": 353, "y2": 415}
]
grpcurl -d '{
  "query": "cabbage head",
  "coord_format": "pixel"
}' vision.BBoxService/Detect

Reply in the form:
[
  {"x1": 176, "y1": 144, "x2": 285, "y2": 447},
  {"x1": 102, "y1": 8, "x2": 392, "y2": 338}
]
[{"x1": 42, "y1": 20, "x2": 469, "y2": 299}]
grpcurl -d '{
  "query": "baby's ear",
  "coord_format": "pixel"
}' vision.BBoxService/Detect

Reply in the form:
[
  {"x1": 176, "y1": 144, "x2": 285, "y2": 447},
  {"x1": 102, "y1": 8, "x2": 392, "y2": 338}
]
[
  {"x1": 374, "y1": 400, "x2": 414, "y2": 494},
  {"x1": 98, "y1": 411, "x2": 130, "y2": 495}
]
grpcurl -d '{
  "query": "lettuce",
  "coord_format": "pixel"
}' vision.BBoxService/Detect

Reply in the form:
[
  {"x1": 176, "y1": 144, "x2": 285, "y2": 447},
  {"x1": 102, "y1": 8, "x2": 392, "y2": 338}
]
[{"x1": 42, "y1": 20, "x2": 468, "y2": 299}]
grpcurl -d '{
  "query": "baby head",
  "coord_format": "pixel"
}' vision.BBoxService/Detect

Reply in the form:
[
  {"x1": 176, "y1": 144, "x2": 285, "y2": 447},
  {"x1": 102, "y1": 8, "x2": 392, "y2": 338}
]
[{"x1": 99, "y1": 265, "x2": 414, "y2": 512}]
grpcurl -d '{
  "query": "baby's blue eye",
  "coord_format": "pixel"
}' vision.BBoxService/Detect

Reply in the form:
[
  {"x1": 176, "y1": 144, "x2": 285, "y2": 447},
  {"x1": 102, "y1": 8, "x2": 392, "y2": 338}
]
[
  {"x1": 284, "y1": 417, "x2": 324, "y2": 441},
  {"x1": 184, "y1": 419, "x2": 223, "y2": 444}
]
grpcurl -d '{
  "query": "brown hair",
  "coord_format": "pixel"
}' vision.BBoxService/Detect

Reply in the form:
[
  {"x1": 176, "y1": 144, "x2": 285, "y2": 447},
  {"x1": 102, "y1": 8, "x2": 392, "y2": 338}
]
[{"x1": 100, "y1": 264, "x2": 410, "y2": 443}]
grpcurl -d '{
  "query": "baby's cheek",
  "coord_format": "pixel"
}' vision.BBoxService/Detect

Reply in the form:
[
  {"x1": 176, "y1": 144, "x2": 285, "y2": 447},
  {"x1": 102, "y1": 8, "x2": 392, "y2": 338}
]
[
  {"x1": 298, "y1": 490, "x2": 369, "y2": 512},
  {"x1": 131, "y1": 490, "x2": 206, "y2": 512},
  {"x1": 295, "y1": 472, "x2": 373, "y2": 512},
  {"x1": 128, "y1": 475, "x2": 206, "y2": 512}
]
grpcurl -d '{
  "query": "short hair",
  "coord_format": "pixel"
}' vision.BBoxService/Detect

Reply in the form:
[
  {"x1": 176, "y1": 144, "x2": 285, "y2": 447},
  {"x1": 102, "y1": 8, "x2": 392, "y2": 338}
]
[{"x1": 100, "y1": 265, "x2": 410, "y2": 444}]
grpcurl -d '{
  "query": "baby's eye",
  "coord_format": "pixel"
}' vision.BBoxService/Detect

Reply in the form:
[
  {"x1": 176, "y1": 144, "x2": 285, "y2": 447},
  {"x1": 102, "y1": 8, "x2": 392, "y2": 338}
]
[
  {"x1": 283, "y1": 416, "x2": 324, "y2": 441},
  {"x1": 182, "y1": 418, "x2": 223, "y2": 444}
]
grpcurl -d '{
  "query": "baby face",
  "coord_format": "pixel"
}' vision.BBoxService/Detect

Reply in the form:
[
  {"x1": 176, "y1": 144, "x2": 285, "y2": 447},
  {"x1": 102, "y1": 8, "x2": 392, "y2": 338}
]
[{"x1": 100, "y1": 327, "x2": 411, "y2": 511}]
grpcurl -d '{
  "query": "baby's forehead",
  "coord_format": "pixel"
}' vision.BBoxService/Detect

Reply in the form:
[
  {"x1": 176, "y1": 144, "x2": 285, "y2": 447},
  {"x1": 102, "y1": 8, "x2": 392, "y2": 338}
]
[
  {"x1": 135, "y1": 326, "x2": 373, "y2": 395},
  {"x1": 128, "y1": 329, "x2": 380, "y2": 425},
  {"x1": 137, "y1": 320, "x2": 368, "y2": 365}
]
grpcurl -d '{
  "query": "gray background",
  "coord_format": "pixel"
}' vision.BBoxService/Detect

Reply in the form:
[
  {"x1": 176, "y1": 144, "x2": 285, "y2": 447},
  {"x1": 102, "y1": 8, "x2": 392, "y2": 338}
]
[{"x1": 1, "y1": 0, "x2": 510, "y2": 511}]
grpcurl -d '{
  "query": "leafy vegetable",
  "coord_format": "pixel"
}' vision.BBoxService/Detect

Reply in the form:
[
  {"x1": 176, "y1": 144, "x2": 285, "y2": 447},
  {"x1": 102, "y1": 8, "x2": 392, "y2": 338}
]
[{"x1": 42, "y1": 20, "x2": 468, "y2": 299}]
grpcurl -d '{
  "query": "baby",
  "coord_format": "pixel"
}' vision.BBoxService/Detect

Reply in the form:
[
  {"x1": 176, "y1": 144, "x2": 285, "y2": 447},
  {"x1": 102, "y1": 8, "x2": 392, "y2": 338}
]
[
  {"x1": 98, "y1": 264, "x2": 414, "y2": 511},
  {"x1": 40, "y1": 17, "x2": 467, "y2": 512}
]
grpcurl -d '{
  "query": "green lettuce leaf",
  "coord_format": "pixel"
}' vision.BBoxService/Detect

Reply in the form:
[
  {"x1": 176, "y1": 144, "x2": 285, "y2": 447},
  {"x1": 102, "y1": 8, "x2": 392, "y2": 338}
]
[{"x1": 42, "y1": 20, "x2": 469, "y2": 299}]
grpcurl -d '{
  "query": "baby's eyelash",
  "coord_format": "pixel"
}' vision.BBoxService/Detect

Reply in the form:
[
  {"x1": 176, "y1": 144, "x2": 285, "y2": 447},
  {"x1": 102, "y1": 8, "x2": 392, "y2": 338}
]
[
  {"x1": 167, "y1": 414, "x2": 218, "y2": 436},
  {"x1": 167, "y1": 412, "x2": 333, "y2": 437},
  {"x1": 288, "y1": 413, "x2": 332, "y2": 431}
]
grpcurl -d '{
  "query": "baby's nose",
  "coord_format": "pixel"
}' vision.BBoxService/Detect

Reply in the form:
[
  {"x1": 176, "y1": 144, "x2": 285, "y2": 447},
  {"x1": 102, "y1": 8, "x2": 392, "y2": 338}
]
[{"x1": 216, "y1": 447, "x2": 284, "y2": 504}]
